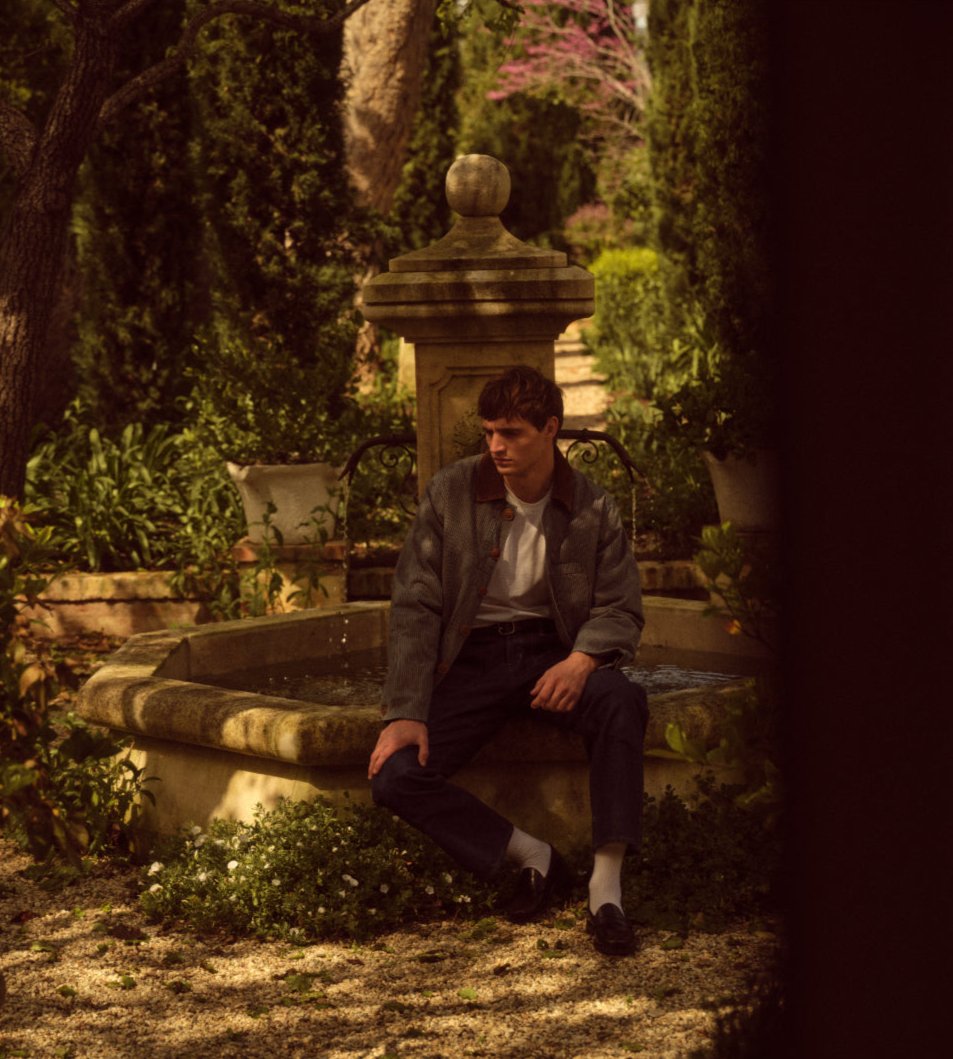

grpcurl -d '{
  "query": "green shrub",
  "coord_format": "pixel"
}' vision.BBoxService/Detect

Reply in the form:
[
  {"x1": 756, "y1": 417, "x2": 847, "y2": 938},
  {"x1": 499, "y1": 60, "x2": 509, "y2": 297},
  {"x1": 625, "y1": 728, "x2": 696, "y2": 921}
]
[
  {"x1": 340, "y1": 337, "x2": 417, "y2": 550},
  {"x1": 580, "y1": 245, "x2": 718, "y2": 556},
  {"x1": 695, "y1": 522, "x2": 779, "y2": 652},
  {"x1": 588, "y1": 246, "x2": 660, "y2": 394},
  {"x1": 186, "y1": 342, "x2": 361, "y2": 467},
  {"x1": 139, "y1": 797, "x2": 497, "y2": 942},
  {"x1": 0, "y1": 498, "x2": 151, "y2": 867},
  {"x1": 22, "y1": 401, "x2": 282, "y2": 619},
  {"x1": 25, "y1": 400, "x2": 244, "y2": 574},
  {"x1": 570, "y1": 394, "x2": 716, "y2": 558},
  {"x1": 588, "y1": 246, "x2": 719, "y2": 407},
  {"x1": 140, "y1": 779, "x2": 780, "y2": 943},
  {"x1": 629, "y1": 779, "x2": 781, "y2": 933}
]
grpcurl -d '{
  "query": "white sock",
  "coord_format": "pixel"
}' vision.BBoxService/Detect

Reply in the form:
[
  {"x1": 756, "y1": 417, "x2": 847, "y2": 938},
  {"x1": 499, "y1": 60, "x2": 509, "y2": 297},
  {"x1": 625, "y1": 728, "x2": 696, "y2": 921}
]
[
  {"x1": 589, "y1": 841, "x2": 626, "y2": 914},
  {"x1": 505, "y1": 827, "x2": 552, "y2": 875}
]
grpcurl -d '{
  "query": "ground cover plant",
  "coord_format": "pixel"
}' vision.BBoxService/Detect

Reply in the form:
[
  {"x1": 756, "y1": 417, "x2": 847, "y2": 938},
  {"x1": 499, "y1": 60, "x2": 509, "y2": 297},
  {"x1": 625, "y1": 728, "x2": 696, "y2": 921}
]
[
  {"x1": 139, "y1": 796, "x2": 499, "y2": 942},
  {"x1": 139, "y1": 780, "x2": 781, "y2": 944}
]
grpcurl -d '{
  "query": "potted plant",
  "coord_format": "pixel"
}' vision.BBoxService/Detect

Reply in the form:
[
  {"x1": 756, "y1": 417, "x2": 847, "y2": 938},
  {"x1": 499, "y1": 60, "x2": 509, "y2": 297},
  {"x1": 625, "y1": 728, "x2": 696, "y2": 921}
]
[
  {"x1": 653, "y1": 320, "x2": 779, "y2": 533},
  {"x1": 189, "y1": 339, "x2": 358, "y2": 546}
]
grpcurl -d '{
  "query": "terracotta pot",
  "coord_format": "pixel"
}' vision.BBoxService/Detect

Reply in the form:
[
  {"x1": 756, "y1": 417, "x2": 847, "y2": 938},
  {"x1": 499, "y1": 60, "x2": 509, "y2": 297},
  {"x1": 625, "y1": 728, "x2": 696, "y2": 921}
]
[
  {"x1": 226, "y1": 461, "x2": 340, "y2": 545},
  {"x1": 702, "y1": 449, "x2": 779, "y2": 532}
]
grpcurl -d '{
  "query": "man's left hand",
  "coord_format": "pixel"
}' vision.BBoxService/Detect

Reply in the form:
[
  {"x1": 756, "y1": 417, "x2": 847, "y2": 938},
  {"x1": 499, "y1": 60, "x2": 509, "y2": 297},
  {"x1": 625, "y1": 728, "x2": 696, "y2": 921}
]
[{"x1": 530, "y1": 651, "x2": 599, "y2": 712}]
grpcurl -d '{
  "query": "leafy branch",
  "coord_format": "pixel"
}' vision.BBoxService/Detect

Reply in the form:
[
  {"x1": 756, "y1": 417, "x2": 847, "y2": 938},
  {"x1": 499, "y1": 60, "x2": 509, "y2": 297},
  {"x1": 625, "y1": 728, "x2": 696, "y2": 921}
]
[{"x1": 99, "y1": 0, "x2": 373, "y2": 127}]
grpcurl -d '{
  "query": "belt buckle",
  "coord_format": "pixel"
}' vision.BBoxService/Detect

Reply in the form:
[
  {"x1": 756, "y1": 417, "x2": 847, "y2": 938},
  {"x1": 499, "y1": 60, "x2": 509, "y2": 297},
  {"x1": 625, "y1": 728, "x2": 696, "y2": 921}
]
[{"x1": 496, "y1": 621, "x2": 517, "y2": 636}]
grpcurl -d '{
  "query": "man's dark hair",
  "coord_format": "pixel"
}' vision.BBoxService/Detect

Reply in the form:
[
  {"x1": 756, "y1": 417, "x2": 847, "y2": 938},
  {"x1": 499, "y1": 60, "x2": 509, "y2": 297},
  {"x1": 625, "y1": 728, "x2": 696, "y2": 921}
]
[{"x1": 477, "y1": 365, "x2": 564, "y2": 431}]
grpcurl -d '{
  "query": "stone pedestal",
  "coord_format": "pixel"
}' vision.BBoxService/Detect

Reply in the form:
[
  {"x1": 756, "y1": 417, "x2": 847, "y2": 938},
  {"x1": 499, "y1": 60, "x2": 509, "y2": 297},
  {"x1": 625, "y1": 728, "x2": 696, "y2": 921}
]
[{"x1": 363, "y1": 155, "x2": 594, "y2": 490}]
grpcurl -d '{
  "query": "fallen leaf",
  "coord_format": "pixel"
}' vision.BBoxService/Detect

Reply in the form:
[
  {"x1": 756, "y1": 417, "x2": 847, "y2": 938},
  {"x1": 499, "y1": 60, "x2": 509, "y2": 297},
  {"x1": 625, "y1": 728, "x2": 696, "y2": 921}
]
[{"x1": 416, "y1": 949, "x2": 449, "y2": 963}]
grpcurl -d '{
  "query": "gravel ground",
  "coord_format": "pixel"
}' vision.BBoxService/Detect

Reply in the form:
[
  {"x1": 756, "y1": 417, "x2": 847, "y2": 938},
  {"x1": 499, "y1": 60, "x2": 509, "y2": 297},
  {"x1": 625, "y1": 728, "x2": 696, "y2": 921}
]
[{"x1": 0, "y1": 838, "x2": 778, "y2": 1059}]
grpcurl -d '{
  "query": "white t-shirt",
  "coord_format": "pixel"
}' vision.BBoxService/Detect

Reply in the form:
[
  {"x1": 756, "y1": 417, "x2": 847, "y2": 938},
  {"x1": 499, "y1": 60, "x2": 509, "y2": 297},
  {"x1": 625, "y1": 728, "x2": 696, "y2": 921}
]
[{"x1": 475, "y1": 486, "x2": 552, "y2": 624}]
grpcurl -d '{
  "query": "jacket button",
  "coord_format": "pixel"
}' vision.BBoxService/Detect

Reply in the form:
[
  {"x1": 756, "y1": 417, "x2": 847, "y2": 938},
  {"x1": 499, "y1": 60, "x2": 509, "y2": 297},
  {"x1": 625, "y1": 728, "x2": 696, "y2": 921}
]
[
  {"x1": 489, "y1": 547, "x2": 500, "y2": 559},
  {"x1": 478, "y1": 586, "x2": 487, "y2": 597},
  {"x1": 435, "y1": 661, "x2": 449, "y2": 675},
  {"x1": 501, "y1": 507, "x2": 515, "y2": 521}
]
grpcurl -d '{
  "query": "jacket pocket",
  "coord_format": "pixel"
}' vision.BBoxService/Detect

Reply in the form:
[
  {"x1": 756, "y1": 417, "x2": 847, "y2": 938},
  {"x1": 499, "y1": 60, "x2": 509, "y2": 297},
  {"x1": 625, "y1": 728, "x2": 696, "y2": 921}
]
[{"x1": 549, "y1": 561, "x2": 592, "y2": 633}]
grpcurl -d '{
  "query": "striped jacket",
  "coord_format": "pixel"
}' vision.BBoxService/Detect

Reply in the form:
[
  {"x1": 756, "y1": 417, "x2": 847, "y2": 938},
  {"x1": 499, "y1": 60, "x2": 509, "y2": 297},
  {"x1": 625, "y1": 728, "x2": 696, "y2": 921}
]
[{"x1": 381, "y1": 449, "x2": 644, "y2": 723}]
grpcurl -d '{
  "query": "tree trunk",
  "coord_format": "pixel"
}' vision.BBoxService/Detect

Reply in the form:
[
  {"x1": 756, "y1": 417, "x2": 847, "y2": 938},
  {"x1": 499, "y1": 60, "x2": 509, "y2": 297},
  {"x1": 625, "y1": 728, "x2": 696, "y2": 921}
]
[
  {"x1": 342, "y1": 0, "x2": 438, "y2": 214},
  {"x1": 0, "y1": 23, "x2": 118, "y2": 498}
]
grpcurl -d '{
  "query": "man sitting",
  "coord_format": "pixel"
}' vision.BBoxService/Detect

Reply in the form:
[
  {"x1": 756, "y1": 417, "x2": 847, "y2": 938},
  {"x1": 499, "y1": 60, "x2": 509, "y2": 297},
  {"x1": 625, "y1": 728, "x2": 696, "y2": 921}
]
[{"x1": 368, "y1": 365, "x2": 647, "y2": 955}]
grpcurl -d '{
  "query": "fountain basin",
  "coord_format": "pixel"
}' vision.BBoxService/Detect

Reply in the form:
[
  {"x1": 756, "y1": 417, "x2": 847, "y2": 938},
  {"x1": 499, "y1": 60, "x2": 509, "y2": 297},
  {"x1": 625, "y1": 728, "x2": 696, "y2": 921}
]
[{"x1": 75, "y1": 600, "x2": 763, "y2": 853}]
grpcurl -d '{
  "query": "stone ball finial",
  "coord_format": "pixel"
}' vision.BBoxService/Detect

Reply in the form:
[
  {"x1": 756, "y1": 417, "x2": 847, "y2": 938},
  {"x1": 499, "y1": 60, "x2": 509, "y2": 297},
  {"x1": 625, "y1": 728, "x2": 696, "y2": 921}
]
[{"x1": 446, "y1": 154, "x2": 511, "y2": 217}]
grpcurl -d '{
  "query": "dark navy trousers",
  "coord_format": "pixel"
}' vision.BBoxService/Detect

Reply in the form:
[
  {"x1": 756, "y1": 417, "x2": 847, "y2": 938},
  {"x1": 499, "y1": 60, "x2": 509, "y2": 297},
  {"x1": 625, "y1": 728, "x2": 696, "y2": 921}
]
[{"x1": 371, "y1": 625, "x2": 648, "y2": 881}]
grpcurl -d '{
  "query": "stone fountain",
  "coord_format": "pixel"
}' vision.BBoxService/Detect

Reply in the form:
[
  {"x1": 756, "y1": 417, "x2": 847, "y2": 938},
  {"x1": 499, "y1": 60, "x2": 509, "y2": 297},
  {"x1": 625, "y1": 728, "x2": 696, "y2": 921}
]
[{"x1": 76, "y1": 156, "x2": 760, "y2": 850}]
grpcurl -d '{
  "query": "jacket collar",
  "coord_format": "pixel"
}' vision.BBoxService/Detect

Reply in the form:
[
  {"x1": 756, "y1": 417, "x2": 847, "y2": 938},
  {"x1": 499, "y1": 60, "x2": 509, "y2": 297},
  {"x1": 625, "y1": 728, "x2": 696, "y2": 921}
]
[{"x1": 475, "y1": 447, "x2": 575, "y2": 512}]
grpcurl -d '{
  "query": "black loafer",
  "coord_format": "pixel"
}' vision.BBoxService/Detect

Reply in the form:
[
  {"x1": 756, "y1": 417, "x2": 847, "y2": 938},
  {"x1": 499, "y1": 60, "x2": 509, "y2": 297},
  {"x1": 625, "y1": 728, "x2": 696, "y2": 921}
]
[
  {"x1": 505, "y1": 848, "x2": 573, "y2": 924},
  {"x1": 586, "y1": 903, "x2": 638, "y2": 956}
]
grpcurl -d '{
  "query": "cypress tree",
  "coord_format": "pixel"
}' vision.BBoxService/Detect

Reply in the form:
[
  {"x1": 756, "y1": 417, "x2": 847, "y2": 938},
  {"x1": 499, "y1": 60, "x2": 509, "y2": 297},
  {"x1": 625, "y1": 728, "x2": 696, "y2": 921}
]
[
  {"x1": 188, "y1": 3, "x2": 357, "y2": 388},
  {"x1": 389, "y1": 19, "x2": 462, "y2": 254},
  {"x1": 644, "y1": 0, "x2": 698, "y2": 310},
  {"x1": 186, "y1": 0, "x2": 362, "y2": 462},
  {"x1": 71, "y1": 0, "x2": 202, "y2": 431},
  {"x1": 644, "y1": 0, "x2": 776, "y2": 454},
  {"x1": 689, "y1": 0, "x2": 772, "y2": 364}
]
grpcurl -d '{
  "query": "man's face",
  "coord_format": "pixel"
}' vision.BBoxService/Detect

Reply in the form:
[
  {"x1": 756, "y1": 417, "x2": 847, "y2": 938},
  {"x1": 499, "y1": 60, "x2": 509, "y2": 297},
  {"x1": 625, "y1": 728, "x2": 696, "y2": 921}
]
[{"x1": 482, "y1": 415, "x2": 558, "y2": 485}]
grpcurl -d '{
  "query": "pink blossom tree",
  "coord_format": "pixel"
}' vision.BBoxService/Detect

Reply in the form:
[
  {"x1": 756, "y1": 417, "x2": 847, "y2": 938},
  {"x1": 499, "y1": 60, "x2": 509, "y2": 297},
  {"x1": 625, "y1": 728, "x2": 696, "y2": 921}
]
[{"x1": 488, "y1": 0, "x2": 650, "y2": 160}]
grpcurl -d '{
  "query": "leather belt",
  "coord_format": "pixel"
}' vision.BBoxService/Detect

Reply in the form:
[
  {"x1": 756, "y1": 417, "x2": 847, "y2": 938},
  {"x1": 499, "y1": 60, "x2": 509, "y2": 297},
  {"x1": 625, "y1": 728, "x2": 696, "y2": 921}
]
[{"x1": 467, "y1": 618, "x2": 557, "y2": 640}]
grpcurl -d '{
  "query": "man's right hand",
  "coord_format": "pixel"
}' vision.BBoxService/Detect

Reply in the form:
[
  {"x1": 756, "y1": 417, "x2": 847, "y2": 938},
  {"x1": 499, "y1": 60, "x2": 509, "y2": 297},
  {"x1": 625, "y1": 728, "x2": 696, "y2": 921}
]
[{"x1": 367, "y1": 719, "x2": 429, "y2": 779}]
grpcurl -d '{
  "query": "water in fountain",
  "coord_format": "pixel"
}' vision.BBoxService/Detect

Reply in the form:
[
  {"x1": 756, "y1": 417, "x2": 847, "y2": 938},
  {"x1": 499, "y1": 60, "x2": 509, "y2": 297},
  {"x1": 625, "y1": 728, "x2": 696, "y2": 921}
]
[{"x1": 208, "y1": 644, "x2": 746, "y2": 707}]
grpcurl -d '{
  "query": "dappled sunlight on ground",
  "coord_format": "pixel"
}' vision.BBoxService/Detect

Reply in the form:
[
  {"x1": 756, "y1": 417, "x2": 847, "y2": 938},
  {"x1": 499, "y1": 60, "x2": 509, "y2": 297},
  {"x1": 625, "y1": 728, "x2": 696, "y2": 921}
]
[{"x1": 0, "y1": 838, "x2": 777, "y2": 1058}]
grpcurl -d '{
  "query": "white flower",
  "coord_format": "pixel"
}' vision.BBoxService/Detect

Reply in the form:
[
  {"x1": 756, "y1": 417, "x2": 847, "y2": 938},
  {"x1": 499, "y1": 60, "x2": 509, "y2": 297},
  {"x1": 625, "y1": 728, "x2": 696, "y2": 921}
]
[
  {"x1": 193, "y1": 835, "x2": 206, "y2": 848},
  {"x1": 272, "y1": 878, "x2": 281, "y2": 886},
  {"x1": 197, "y1": 872, "x2": 208, "y2": 883},
  {"x1": 148, "y1": 862, "x2": 163, "y2": 876},
  {"x1": 342, "y1": 873, "x2": 358, "y2": 887},
  {"x1": 425, "y1": 885, "x2": 435, "y2": 895},
  {"x1": 379, "y1": 883, "x2": 390, "y2": 894},
  {"x1": 442, "y1": 873, "x2": 453, "y2": 884},
  {"x1": 317, "y1": 906, "x2": 326, "y2": 915},
  {"x1": 190, "y1": 825, "x2": 202, "y2": 836},
  {"x1": 149, "y1": 883, "x2": 163, "y2": 893},
  {"x1": 338, "y1": 890, "x2": 346, "y2": 898},
  {"x1": 227, "y1": 860, "x2": 239, "y2": 872}
]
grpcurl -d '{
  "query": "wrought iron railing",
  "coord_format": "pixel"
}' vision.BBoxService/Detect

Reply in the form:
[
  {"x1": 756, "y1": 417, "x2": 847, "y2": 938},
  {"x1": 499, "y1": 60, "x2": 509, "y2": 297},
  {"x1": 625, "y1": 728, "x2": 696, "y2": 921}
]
[{"x1": 339, "y1": 428, "x2": 645, "y2": 513}]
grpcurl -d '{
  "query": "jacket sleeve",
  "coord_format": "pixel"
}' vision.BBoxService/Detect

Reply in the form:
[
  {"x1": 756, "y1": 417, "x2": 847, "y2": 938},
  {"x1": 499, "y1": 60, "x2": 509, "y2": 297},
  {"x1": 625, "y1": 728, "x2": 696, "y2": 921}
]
[
  {"x1": 570, "y1": 494, "x2": 644, "y2": 665},
  {"x1": 380, "y1": 478, "x2": 445, "y2": 724}
]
